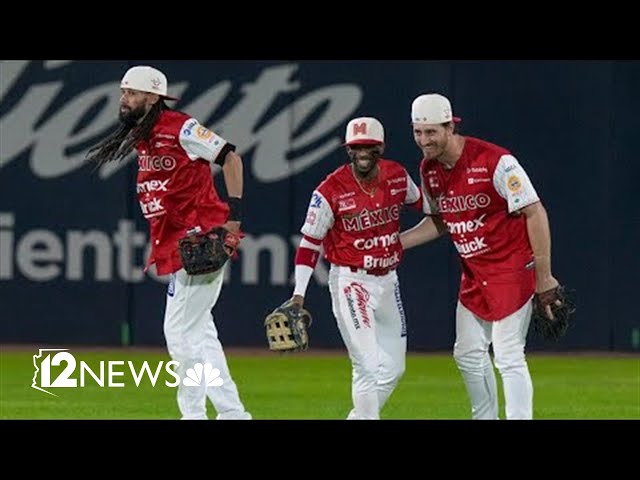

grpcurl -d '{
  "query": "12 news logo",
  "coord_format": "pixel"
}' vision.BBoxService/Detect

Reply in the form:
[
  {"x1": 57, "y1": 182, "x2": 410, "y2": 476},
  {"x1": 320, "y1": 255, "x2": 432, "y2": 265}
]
[{"x1": 32, "y1": 349, "x2": 223, "y2": 397}]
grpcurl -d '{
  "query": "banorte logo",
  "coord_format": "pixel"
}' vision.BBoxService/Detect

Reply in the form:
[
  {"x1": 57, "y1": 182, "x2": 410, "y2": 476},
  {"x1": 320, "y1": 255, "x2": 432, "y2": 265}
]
[
  {"x1": 31, "y1": 349, "x2": 223, "y2": 397},
  {"x1": 0, "y1": 60, "x2": 363, "y2": 183}
]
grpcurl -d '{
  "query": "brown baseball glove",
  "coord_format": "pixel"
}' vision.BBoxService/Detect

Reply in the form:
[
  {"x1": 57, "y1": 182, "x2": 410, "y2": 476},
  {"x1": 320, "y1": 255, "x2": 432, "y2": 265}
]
[
  {"x1": 264, "y1": 299, "x2": 313, "y2": 352},
  {"x1": 178, "y1": 226, "x2": 241, "y2": 275}
]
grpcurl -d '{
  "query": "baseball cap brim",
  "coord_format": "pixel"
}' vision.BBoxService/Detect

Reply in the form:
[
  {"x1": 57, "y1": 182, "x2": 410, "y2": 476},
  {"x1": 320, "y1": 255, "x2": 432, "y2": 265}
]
[
  {"x1": 343, "y1": 139, "x2": 384, "y2": 147},
  {"x1": 412, "y1": 116, "x2": 462, "y2": 125}
]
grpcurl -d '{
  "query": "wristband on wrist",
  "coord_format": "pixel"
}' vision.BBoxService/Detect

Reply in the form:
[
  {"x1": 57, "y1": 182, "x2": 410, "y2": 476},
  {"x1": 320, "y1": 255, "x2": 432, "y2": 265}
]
[{"x1": 228, "y1": 197, "x2": 242, "y2": 221}]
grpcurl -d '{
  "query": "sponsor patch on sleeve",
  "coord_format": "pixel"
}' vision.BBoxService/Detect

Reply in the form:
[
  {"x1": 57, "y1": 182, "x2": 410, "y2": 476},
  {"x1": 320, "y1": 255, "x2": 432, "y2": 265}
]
[
  {"x1": 310, "y1": 192, "x2": 323, "y2": 208},
  {"x1": 182, "y1": 119, "x2": 198, "y2": 137},
  {"x1": 196, "y1": 125, "x2": 214, "y2": 140},
  {"x1": 305, "y1": 210, "x2": 317, "y2": 226},
  {"x1": 507, "y1": 175, "x2": 523, "y2": 193}
]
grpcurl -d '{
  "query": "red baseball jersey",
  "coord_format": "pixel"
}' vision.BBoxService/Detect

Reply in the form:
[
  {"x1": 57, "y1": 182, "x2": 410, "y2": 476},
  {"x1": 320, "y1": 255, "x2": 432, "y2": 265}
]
[
  {"x1": 301, "y1": 159, "x2": 421, "y2": 271},
  {"x1": 135, "y1": 110, "x2": 231, "y2": 275},
  {"x1": 420, "y1": 137, "x2": 540, "y2": 321}
]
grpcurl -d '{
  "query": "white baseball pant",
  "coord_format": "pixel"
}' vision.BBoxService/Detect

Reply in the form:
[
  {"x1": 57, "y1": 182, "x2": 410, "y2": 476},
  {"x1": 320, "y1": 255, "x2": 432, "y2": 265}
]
[
  {"x1": 164, "y1": 267, "x2": 251, "y2": 420},
  {"x1": 453, "y1": 296, "x2": 534, "y2": 420},
  {"x1": 328, "y1": 265, "x2": 407, "y2": 420}
]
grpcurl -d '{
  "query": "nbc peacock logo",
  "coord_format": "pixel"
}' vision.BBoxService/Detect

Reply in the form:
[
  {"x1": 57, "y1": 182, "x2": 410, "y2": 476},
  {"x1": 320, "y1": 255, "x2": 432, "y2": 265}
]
[{"x1": 182, "y1": 362, "x2": 223, "y2": 387}]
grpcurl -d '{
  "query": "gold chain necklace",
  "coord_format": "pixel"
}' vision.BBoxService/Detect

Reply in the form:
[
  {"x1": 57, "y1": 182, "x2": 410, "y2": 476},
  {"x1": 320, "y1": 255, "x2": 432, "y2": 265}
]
[{"x1": 351, "y1": 166, "x2": 378, "y2": 198}]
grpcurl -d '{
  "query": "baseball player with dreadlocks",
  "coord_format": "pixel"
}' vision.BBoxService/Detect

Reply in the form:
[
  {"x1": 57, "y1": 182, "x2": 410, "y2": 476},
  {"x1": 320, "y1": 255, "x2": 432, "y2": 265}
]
[{"x1": 86, "y1": 65, "x2": 251, "y2": 420}]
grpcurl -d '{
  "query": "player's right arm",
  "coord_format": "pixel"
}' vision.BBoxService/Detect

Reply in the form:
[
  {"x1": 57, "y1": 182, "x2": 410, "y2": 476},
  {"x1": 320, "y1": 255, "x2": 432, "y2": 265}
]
[
  {"x1": 400, "y1": 176, "x2": 447, "y2": 250},
  {"x1": 291, "y1": 189, "x2": 334, "y2": 308}
]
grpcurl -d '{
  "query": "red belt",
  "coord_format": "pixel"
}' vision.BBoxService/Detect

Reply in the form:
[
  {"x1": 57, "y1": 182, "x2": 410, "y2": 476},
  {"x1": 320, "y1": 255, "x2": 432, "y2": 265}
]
[{"x1": 348, "y1": 266, "x2": 395, "y2": 277}]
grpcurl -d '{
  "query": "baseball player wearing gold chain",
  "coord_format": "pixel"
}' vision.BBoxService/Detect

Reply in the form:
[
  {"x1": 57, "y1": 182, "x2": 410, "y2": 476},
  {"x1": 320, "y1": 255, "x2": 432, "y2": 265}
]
[{"x1": 289, "y1": 117, "x2": 428, "y2": 419}]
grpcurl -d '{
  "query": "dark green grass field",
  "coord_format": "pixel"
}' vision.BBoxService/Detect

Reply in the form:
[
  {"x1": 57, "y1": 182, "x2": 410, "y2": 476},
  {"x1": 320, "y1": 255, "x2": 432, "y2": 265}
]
[{"x1": 1, "y1": 347, "x2": 638, "y2": 419}]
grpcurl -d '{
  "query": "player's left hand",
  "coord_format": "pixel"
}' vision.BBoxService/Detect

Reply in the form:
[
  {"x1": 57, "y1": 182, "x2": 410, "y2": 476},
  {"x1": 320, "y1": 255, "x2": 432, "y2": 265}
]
[{"x1": 532, "y1": 284, "x2": 576, "y2": 341}]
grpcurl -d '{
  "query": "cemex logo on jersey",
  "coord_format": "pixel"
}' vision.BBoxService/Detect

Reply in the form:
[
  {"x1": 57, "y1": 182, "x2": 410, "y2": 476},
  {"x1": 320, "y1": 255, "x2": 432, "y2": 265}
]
[
  {"x1": 446, "y1": 214, "x2": 487, "y2": 235},
  {"x1": 31, "y1": 349, "x2": 223, "y2": 397},
  {"x1": 354, "y1": 233, "x2": 399, "y2": 250},
  {"x1": 137, "y1": 179, "x2": 170, "y2": 193}
]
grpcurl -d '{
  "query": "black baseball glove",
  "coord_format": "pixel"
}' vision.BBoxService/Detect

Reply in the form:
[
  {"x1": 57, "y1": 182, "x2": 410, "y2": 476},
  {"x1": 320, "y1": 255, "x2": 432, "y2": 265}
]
[
  {"x1": 178, "y1": 226, "x2": 241, "y2": 275},
  {"x1": 264, "y1": 299, "x2": 313, "y2": 352},
  {"x1": 532, "y1": 285, "x2": 576, "y2": 341}
]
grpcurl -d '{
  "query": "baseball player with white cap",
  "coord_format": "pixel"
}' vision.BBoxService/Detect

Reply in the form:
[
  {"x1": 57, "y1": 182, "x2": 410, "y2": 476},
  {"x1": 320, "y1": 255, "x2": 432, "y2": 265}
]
[
  {"x1": 86, "y1": 65, "x2": 251, "y2": 420},
  {"x1": 401, "y1": 93, "x2": 563, "y2": 419},
  {"x1": 287, "y1": 116, "x2": 434, "y2": 419},
  {"x1": 119, "y1": 65, "x2": 180, "y2": 101}
]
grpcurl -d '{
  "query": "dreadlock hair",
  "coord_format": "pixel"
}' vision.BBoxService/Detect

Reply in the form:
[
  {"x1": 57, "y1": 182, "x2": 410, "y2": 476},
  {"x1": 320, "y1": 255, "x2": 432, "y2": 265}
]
[{"x1": 86, "y1": 100, "x2": 170, "y2": 168}]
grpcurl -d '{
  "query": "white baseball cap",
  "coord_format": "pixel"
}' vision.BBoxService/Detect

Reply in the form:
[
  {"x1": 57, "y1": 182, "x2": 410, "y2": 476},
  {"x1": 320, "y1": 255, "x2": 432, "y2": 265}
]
[
  {"x1": 411, "y1": 93, "x2": 461, "y2": 124},
  {"x1": 344, "y1": 117, "x2": 384, "y2": 146},
  {"x1": 120, "y1": 65, "x2": 179, "y2": 101}
]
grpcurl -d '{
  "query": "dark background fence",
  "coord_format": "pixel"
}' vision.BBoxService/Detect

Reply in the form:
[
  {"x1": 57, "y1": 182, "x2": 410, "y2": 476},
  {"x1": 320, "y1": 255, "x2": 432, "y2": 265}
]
[{"x1": 1, "y1": 60, "x2": 638, "y2": 351}]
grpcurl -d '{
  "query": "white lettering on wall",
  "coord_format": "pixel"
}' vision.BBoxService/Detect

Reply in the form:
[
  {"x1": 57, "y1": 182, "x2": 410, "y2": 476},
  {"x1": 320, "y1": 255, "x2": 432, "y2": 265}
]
[
  {"x1": 0, "y1": 61, "x2": 362, "y2": 183},
  {"x1": 0, "y1": 213, "x2": 328, "y2": 286}
]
